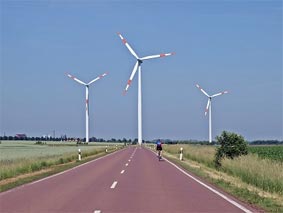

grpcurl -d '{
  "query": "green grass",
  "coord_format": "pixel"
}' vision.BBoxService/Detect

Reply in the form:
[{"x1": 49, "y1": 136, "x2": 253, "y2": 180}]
[
  {"x1": 0, "y1": 141, "x2": 119, "y2": 160},
  {"x1": 162, "y1": 146, "x2": 283, "y2": 212},
  {"x1": 0, "y1": 141, "x2": 122, "y2": 181},
  {"x1": 248, "y1": 145, "x2": 283, "y2": 162},
  {"x1": 163, "y1": 144, "x2": 283, "y2": 195},
  {"x1": 166, "y1": 155, "x2": 282, "y2": 212},
  {"x1": 0, "y1": 150, "x2": 112, "y2": 192}
]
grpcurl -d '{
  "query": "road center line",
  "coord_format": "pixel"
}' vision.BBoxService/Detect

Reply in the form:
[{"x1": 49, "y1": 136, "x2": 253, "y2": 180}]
[
  {"x1": 120, "y1": 170, "x2": 125, "y2": 174},
  {"x1": 94, "y1": 210, "x2": 101, "y2": 213},
  {"x1": 125, "y1": 163, "x2": 129, "y2": 166},
  {"x1": 110, "y1": 181, "x2": 118, "y2": 189}
]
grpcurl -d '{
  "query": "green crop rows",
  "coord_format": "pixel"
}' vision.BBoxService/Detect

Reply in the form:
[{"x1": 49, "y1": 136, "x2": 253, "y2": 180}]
[{"x1": 248, "y1": 146, "x2": 283, "y2": 162}]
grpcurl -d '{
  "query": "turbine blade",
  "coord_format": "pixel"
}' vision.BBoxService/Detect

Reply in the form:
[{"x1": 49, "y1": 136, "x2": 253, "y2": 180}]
[
  {"x1": 117, "y1": 32, "x2": 139, "y2": 59},
  {"x1": 140, "y1": 52, "x2": 175, "y2": 60},
  {"x1": 196, "y1": 84, "x2": 210, "y2": 97},
  {"x1": 66, "y1": 73, "x2": 86, "y2": 85},
  {"x1": 211, "y1": 91, "x2": 228, "y2": 98},
  {"x1": 205, "y1": 99, "x2": 210, "y2": 116},
  {"x1": 88, "y1": 72, "x2": 108, "y2": 85},
  {"x1": 124, "y1": 61, "x2": 139, "y2": 94}
]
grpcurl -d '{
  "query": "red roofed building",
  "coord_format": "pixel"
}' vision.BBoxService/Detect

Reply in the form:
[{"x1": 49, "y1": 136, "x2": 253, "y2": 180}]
[{"x1": 15, "y1": 134, "x2": 27, "y2": 139}]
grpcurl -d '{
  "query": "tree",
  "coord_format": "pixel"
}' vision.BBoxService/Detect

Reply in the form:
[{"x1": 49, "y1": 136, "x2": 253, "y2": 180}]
[{"x1": 214, "y1": 131, "x2": 248, "y2": 168}]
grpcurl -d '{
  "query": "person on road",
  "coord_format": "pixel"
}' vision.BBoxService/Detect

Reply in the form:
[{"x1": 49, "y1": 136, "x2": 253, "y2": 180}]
[{"x1": 156, "y1": 139, "x2": 163, "y2": 159}]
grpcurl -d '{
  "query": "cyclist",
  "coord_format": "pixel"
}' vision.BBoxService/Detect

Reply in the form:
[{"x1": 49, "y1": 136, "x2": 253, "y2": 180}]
[{"x1": 156, "y1": 139, "x2": 163, "y2": 160}]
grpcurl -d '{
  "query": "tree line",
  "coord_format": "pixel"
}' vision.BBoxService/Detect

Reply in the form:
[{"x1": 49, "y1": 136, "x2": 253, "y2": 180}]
[
  {"x1": 0, "y1": 135, "x2": 281, "y2": 145},
  {"x1": 0, "y1": 135, "x2": 142, "y2": 143}
]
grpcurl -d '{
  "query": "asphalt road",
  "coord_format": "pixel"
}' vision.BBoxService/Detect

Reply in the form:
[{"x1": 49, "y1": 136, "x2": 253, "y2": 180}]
[{"x1": 0, "y1": 146, "x2": 258, "y2": 213}]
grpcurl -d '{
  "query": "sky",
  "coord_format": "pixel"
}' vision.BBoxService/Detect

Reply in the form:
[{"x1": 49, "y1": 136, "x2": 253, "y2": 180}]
[{"x1": 1, "y1": 0, "x2": 282, "y2": 141}]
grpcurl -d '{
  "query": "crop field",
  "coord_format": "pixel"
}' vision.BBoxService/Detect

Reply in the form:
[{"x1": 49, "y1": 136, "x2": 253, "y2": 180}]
[
  {"x1": 0, "y1": 141, "x2": 122, "y2": 181},
  {"x1": 248, "y1": 145, "x2": 283, "y2": 162},
  {"x1": 163, "y1": 144, "x2": 283, "y2": 196},
  {"x1": 0, "y1": 141, "x2": 116, "y2": 160}
]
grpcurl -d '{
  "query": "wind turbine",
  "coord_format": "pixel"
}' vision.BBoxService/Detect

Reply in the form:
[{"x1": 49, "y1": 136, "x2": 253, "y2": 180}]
[
  {"x1": 196, "y1": 84, "x2": 228, "y2": 143},
  {"x1": 66, "y1": 72, "x2": 107, "y2": 142},
  {"x1": 117, "y1": 32, "x2": 175, "y2": 145}
]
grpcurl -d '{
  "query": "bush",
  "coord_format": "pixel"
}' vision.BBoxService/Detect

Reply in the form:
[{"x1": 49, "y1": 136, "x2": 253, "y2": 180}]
[
  {"x1": 214, "y1": 131, "x2": 248, "y2": 168},
  {"x1": 35, "y1": 141, "x2": 44, "y2": 145},
  {"x1": 58, "y1": 158, "x2": 64, "y2": 164},
  {"x1": 40, "y1": 161, "x2": 48, "y2": 167},
  {"x1": 31, "y1": 163, "x2": 40, "y2": 172}
]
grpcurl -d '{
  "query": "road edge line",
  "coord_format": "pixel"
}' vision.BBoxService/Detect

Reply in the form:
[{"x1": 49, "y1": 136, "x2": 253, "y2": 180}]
[
  {"x1": 148, "y1": 148, "x2": 252, "y2": 213},
  {"x1": 1, "y1": 148, "x2": 126, "y2": 195}
]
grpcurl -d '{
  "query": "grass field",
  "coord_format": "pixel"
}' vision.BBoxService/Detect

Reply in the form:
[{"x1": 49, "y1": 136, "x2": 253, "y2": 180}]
[
  {"x1": 0, "y1": 141, "x2": 117, "y2": 160},
  {"x1": 162, "y1": 144, "x2": 283, "y2": 212},
  {"x1": 0, "y1": 141, "x2": 122, "y2": 181}
]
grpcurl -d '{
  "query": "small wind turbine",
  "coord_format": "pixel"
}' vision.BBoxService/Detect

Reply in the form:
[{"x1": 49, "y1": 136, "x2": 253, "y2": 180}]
[
  {"x1": 117, "y1": 32, "x2": 175, "y2": 145},
  {"x1": 196, "y1": 84, "x2": 228, "y2": 143},
  {"x1": 66, "y1": 72, "x2": 107, "y2": 142}
]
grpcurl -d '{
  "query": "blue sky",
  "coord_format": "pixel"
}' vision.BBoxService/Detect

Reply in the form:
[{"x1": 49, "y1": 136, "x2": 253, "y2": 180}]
[{"x1": 1, "y1": 0, "x2": 282, "y2": 141}]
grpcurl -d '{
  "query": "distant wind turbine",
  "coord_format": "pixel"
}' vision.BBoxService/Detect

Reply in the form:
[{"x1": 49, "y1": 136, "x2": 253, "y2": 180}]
[
  {"x1": 196, "y1": 84, "x2": 228, "y2": 143},
  {"x1": 117, "y1": 32, "x2": 175, "y2": 145},
  {"x1": 66, "y1": 72, "x2": 107, "y2": 142}
]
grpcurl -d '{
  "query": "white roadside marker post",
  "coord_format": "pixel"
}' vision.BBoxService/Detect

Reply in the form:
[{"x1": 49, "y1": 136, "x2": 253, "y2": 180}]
[
  {"x1": 179, "y1": 147, "x2": 183, "y2": 161},
  {"x1": 78, "y1": 149, "x2": 82, "y2": 161}
]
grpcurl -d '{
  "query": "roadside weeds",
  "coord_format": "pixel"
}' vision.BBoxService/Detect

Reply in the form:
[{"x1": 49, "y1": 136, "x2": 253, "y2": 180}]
[
  {"x1": 0, "y1": 149, "x2": 117, "y2": 192},
  {"x1": 163, "y1": 151, "x2": 283, "y2": 212}
]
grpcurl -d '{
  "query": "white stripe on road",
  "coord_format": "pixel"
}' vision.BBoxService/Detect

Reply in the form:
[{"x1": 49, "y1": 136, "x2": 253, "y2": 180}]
[
  {"x1": 110, "y1": 181, "x2": 118, "y2": 189},
  {"x1": 125, "y1": 163, "x2": 129, "y2": 166},
  {"x1": 120, "y1": 170, "x2": 125, "y2": 174},
  {"x1": 94, "y1": 210, "x2": 101, "y2": 213},
  {"x1": 1, "y1": 148, "x2": 126, "y2": 196},
  {"x1": 162, "y1": 156, "x2": 253, "y2": 213}
]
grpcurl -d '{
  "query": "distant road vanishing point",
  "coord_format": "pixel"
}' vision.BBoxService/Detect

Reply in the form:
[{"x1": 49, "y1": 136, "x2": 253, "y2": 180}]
[{"x1": 0, "y1": 147, "x2": 257, "y2": 213}]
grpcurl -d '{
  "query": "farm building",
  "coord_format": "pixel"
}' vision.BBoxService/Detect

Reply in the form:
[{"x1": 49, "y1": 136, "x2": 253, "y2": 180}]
[{"x1": 15, "y1": 134, "x2": 27, "y2": 139}]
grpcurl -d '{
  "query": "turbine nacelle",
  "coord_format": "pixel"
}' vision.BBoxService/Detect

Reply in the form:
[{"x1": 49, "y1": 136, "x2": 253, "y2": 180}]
[
  {"x1": 117, "y1": 32, "x2": 175, "y2": 94},
  {"x1": 66, "y1": 72, "x2": 108, "y2": 143},
  {"x1": 196, "y1": 83, "x2": 229, "y2": 143},
  {"x1": 117, "y1": 32, "x2": 174, "y2": 145}
]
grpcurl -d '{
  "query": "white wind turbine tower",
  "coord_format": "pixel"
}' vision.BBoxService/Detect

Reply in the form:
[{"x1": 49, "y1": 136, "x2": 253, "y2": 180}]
[
  {"x1": 196, "y1": 84, "x2": 228, "y2": 143},
  {"x1": 67, "y1": 72, "x2": 107, "y2": 142},
  {"x1": 117, "y1": 32, "x2": 175, "y2": 145}
]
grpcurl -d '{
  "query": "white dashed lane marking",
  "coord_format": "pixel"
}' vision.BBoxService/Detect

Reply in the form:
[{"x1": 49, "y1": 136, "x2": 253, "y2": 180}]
[
  {"x1": 110, "y1": 181, "x2": 118, "y2": 189},
  {"x1": 120, "y1": 170, "x2": 125, "y2": 174}
]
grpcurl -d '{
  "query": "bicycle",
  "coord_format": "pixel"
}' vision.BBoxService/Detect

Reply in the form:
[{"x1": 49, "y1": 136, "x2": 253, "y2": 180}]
[{"x1": 157, "y1": 150, "x2": 162, "y2": 161}]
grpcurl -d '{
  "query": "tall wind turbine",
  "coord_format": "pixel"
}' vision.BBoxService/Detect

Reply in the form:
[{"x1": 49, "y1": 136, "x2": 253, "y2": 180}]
[
  {"x1": 196, "y1": 84, "x2": 228, "y2": 143},
  {"x1": 117, "y1": 32, "x2": 174, "y2": 145},
  {"x1": 67, "y1": 72, "x2": 107, "y2": 142}
]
